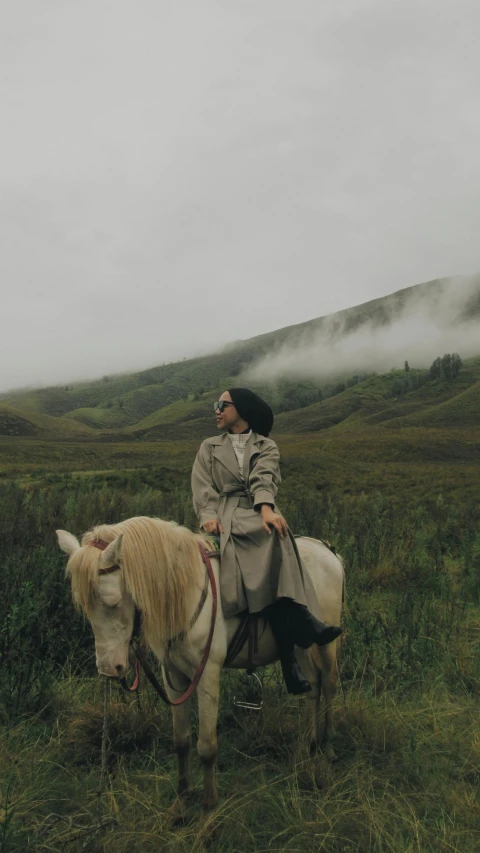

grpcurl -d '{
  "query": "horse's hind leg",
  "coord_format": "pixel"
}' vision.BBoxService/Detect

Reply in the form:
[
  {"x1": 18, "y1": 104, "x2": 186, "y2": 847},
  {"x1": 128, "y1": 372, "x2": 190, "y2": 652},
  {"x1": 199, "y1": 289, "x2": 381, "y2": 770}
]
[
  {"x1": 308, "y1": 671, "x2": 322, "y2": 756},
  {"x1": 295, "y1": 648, "x2": 321, "y2": 756},
  {"x1": 313, "y1": 643, "x2": 339, "y2": 762}
]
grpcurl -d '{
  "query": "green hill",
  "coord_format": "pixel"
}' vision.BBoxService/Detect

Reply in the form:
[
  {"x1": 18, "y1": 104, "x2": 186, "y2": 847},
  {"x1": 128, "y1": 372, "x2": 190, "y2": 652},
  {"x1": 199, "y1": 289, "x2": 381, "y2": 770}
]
[
  {"x1": 0, "y1": 405, "x2": 95, "y2": 439},
  {"x1": 63, "y1": 406, "x2": 128, "y2": 430},
  {"x1": 273, "y1": 360, "x2": 480, "y2": 435},
  {"x1": 2, "y1": 276, "x2": 479, "y2": 438},
  {"x1": 389, "y1": 379, "x2": 480, "y2": 429}
]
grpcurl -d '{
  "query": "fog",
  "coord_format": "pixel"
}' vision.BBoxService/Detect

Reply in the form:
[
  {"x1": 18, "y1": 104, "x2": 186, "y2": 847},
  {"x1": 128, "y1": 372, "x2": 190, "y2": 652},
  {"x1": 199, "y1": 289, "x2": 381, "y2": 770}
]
[
  {"x1": 2, "y1": 1, "x2": 480, "y2": 393},
  {"x1": 246, "y1": 277, "x2": 480, "y2": 382}
]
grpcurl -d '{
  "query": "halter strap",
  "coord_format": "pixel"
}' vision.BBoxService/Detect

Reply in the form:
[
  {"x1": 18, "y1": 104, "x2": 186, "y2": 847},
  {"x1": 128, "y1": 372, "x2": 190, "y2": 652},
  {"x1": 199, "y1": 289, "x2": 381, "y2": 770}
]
[
  {"x1": 89, "y1": 538, "x2": 109, "y2": 550},
  {"x1": 89, "y1": 538, "x2": 121, "y2": 575}
]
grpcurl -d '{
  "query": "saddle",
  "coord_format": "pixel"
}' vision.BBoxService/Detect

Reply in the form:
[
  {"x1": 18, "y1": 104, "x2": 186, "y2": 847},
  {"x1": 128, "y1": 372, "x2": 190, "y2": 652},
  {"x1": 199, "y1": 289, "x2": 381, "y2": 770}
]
[{"x1": 225, "y1": 612, "x2": 263, "y2": 671}]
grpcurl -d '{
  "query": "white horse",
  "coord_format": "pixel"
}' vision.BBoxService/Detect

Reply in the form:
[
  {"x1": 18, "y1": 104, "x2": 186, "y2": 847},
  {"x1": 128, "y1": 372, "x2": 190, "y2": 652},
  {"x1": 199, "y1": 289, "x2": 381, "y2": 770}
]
[{"x1": 57, "y1": 516, "x2": 344, "y2": 815}]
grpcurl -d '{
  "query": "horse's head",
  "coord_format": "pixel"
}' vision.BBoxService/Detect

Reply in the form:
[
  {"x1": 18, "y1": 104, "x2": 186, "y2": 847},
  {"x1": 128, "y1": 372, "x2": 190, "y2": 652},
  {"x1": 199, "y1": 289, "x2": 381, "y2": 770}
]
[{"x1": 57, "y1": 530, "x2": 135, "y2": 679}]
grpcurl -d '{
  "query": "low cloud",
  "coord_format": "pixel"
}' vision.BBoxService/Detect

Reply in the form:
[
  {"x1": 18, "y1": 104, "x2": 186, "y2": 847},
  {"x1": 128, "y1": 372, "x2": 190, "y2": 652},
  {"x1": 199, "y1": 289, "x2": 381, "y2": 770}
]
[{"x1": 246, "y1": 277, "x2": 480, "y2": 382}]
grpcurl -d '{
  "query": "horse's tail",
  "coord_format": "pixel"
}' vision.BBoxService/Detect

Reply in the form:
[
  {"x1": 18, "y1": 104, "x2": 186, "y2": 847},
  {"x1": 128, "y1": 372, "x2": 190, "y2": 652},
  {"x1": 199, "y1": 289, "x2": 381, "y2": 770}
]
[
  {"x1": 310, "y1": 548, "x2": 347, "y2": 672},
  {"x1": 340, "y1": 553, "x2": 346, "y2": 607},
  {"x1": 336, "y1": 551, "x2": 347, "y2": 660}
]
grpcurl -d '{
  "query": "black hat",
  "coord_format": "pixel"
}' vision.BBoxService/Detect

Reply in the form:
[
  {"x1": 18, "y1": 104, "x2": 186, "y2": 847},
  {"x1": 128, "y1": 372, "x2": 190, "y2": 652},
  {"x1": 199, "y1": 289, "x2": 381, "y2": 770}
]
[{"x1": 228, "y1": 388, "x2": 274, "y2": 437}]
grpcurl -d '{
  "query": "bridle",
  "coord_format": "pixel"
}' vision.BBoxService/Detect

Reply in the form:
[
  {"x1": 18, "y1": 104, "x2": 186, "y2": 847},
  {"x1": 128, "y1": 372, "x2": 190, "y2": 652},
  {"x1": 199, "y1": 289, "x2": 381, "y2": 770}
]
[{"x1": 89, "y1": 538, "x2": 218, "y2": 706}]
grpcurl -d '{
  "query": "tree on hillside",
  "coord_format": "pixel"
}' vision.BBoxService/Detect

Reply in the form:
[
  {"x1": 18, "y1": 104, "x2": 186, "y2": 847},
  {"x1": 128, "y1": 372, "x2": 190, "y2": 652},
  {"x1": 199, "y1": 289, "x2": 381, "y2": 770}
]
[
  {"x1": 451, "y1": 353, "x2": 463, "y2": 377},
  {"x1": 389, "y1": 370, "x2": 431, "y2": 397},
  {"x1": 429, "y1": 357, "x2": 442, "y2": 380},
  {"x1": 441, "y1": 354, "x2": 454, "y2": 380},
  {"x1": 274, "y1": 381, "x2": 320, "y2": 413},
  {"x1": 404, "y1": 361, "x2": 410, "y2": 373},
  {"x1": 346, "y1": 375, "x2": 361, "y2": 388},
  {"x1": 429, "y1": 353, "x2": 462, "y2": 381}
]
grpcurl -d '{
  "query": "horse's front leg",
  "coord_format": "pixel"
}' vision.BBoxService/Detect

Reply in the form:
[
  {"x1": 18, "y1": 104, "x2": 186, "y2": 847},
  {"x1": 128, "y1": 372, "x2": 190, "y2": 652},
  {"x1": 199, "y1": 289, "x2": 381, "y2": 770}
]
[
  {"x1": 196, "y1": 661, "x2": 222, "y2": 812},
  {"x1": 165, "y1": 666, "x2": 193, "y2": 822},
  {"x1": 172, "y1": 702, "x2": 193, "y2": 797}
]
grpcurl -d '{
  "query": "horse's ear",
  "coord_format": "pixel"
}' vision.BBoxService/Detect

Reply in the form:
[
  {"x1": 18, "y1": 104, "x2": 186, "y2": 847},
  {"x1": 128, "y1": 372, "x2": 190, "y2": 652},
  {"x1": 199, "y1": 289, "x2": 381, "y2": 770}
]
[
  {"x1": 56, "y1": 530, "x2": 81, "y2": 555},
  {"x1": 99, "y1": 535, "x2": 123, "y2": 571}
]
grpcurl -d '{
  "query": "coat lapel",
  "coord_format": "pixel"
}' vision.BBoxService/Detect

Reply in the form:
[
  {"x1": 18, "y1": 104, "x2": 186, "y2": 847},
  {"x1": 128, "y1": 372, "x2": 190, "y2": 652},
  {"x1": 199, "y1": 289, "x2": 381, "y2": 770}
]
[{"x1": 211, "y1": 434, "x2": 243, "y2": 481}]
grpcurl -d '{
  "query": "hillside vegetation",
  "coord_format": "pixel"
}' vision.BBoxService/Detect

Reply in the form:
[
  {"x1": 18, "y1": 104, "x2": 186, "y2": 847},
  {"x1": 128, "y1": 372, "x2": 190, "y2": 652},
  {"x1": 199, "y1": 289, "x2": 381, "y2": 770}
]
[
  {"x1": 273, "y1": 359, "x2": 480, "y2": 435},
  {"x1": 2, "y1": 276, "x2": 479, "y2": 438},
  {"x1": 0, "y1": 404, "x2": 95, "y2": 439}
]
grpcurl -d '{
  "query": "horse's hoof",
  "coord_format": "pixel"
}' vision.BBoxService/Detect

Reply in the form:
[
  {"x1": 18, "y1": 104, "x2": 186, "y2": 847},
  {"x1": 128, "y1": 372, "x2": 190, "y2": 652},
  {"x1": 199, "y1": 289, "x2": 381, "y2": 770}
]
[
  {"x1": 198, "y1": 811, "x2": 218, "y2": 844},
  {"x1": 167, "y1": 794, "x2": 193, "y2": 826},
  {"x1": 314, "y1": 763, "x2": 330, "y2": 790},
  {"x1": 296, "y1": 766, "x2": 317, "y2": 792},
  {"x1": 323, "y1": 742, "x2": 338, "y2": 763},
  {"x1": 201, "y1": 796, "x2": 219, "y2": 813}
]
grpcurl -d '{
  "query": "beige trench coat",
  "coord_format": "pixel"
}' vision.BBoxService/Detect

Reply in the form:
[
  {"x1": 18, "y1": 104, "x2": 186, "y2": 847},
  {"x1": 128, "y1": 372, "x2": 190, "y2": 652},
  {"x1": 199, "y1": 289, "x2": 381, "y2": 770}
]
[{"x1": 191, "y1": 432, "x2": 322, "y2": 620}]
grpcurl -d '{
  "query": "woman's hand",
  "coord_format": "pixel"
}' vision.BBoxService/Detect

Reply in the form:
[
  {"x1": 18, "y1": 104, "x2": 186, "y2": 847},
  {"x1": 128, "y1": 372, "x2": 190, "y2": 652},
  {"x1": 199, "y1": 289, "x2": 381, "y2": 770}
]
[
  {"x1": 202, "y1": 518, "x2": 224, "y2": 536},
  {"x1": 260, "y1": 505, "x2": 288, "y2": 538}
]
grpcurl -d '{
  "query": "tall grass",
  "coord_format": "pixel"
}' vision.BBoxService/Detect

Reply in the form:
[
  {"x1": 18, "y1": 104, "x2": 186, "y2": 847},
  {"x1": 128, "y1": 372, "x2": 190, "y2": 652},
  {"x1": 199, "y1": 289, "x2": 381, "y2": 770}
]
[
  {"x1": 0, "y1": 472, "x2": 479, "y2": 851},
  {"x1": 1, "y1": 679, "x2": 479, "y2": 851}
]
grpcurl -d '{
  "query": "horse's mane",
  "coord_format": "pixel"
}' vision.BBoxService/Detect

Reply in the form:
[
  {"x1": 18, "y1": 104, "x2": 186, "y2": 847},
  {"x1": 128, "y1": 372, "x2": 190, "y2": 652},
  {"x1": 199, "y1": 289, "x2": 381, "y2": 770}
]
[{"x1": 67, "y1": 516, "x2": 205, "y2": 647}]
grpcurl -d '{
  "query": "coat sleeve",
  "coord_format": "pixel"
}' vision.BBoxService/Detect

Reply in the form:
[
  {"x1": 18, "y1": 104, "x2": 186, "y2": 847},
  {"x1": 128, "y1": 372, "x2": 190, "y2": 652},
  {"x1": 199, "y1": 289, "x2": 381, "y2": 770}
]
[
  {"x1": 249, "y1": 440, "x2": 281, "y2": 510},
  {"x1": 191, "y1": 442, "x2": 220, "y2": 527}
]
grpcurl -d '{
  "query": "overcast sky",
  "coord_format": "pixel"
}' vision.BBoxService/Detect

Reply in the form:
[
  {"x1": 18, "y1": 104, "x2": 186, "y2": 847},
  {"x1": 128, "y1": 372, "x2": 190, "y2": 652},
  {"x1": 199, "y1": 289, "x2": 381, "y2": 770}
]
[{"x1": 1, "y1": 0, "x2": 480, "y2": 392}]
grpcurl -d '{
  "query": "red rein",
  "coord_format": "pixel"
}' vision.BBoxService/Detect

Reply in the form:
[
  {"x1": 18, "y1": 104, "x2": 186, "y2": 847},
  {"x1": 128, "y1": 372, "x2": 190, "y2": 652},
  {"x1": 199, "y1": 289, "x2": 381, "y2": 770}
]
[
  {"x1": 88, "y1": 538, "x2": 120, "y2": 575},
  {"x1": 161, "y1": 543, "x2": 218, "y2": 706}
]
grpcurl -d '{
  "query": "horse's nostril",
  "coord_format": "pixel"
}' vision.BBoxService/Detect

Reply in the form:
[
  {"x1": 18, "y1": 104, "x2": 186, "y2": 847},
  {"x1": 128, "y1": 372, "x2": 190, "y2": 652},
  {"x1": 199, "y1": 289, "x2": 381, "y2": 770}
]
[{"x1": 115, "y1": 664, "x2": 124, "y2": 675}]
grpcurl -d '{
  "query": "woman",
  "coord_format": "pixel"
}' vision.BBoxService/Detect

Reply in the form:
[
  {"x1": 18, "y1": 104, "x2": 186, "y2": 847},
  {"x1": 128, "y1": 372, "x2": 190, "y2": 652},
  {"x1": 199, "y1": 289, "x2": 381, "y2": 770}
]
[{"x1": 191, "y1": 387, "x2": 342, "y2": 694}]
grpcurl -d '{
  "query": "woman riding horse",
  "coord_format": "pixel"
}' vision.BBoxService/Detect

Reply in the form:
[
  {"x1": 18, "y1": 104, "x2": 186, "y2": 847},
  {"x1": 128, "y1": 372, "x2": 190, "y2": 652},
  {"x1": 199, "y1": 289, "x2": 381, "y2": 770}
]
[{"x1": 191, "y1": 387, "x2": 342, "y2": 695}]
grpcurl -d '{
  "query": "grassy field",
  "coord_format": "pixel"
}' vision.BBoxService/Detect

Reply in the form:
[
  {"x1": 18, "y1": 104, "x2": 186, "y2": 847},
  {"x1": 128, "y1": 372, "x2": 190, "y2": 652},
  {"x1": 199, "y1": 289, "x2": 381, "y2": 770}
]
[
  {"x1": 0, "y1": 428, "x2": 479, "y2": 851},
  {"x1": 1, "y1": 422, "x2": 479, "y2": 507}
]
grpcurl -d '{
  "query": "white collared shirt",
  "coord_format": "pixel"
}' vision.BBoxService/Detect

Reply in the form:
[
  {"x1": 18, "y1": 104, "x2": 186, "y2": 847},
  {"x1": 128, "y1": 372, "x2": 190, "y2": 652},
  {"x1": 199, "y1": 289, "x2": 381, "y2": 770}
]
[{"x1": 228, "y1": 431, "x2": 252, "y2": 481}]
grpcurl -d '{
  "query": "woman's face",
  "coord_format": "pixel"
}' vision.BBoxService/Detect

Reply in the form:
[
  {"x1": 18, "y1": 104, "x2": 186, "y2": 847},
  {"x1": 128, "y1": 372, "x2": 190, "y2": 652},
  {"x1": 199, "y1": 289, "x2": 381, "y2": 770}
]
[{"x1": 215, "y1": 391, "x2": 243, "y2": 431}]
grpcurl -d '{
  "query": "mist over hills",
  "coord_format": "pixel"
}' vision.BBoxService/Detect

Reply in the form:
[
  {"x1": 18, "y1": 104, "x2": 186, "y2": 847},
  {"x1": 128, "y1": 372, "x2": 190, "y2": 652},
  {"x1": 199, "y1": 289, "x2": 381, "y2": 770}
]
[
  {"x1": 1, "y1": 274, "x2": 479, "y2": 439},
  {"x1": 246, "y1": 275, "x2": 480, "y2": 382}
]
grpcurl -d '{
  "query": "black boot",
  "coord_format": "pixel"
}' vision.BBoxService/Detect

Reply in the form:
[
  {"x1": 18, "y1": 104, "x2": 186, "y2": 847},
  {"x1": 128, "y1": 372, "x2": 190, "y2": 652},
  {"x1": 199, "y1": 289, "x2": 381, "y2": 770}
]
[
  {"x1": 268, "y1": 602, "x2": 311, "y2": 695},
  {"x1": 285, "y1": 602, "x2": 343, "y2": 650}
]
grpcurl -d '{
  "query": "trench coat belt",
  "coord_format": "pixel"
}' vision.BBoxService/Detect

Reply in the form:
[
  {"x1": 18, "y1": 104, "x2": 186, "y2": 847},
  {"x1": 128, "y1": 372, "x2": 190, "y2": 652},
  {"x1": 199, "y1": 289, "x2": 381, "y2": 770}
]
[
  {"x1": 217, "y1": 485, "x2": 255, "y2": 553},
  {"x1": 218, "y1": 486, "x2": 253, "y2": 501}
]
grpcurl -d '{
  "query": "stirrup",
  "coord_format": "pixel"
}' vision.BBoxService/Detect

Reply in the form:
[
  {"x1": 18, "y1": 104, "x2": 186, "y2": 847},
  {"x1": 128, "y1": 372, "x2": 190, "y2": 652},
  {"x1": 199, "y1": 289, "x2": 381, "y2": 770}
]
[{"x1": 233, "y1": 671, "x2": 263, "y2": 711}]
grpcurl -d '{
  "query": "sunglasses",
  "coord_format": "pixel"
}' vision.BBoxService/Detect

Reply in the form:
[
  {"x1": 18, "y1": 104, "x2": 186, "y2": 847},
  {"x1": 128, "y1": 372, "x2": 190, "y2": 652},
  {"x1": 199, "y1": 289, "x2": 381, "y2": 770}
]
[{"x1": 213, "y1": 400, "x2": 235, "y2": 413}]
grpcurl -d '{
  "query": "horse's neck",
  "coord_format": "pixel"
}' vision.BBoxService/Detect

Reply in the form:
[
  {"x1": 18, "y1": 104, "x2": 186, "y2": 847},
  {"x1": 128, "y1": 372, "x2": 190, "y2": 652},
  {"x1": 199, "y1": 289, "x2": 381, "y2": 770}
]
[
  {"x1": 175, "y1": 542, "x2": 209, "y2": 628},
  {"x1": 144, "y1": 544, "x2": 206, "y2": 662},
  {"x1": 189, "y1": 546, "x2": 208, "y2": 602}
]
